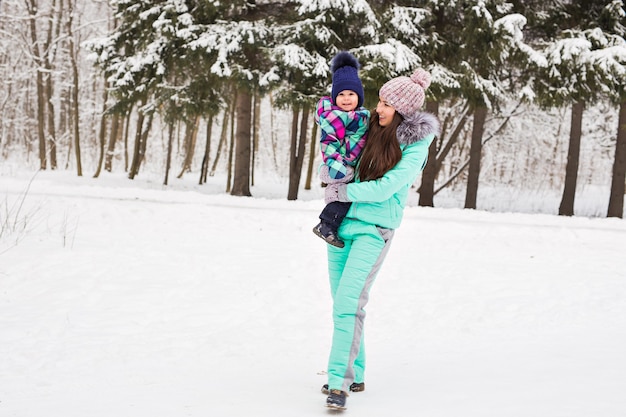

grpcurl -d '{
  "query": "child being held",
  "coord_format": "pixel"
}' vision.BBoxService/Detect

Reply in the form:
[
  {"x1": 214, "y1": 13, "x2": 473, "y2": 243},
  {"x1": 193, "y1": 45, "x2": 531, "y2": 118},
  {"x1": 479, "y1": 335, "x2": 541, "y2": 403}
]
[{"x1": 313, "y1": 51, "x2": 370, "y2": 248}]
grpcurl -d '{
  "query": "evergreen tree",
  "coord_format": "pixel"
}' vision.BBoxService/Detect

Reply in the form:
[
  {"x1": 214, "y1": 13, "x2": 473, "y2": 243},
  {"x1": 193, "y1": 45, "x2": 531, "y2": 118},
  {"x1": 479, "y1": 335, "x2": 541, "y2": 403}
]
[
  {"x1": 527, "y1": 0, "x2": 622, "y2": 216},
  {"x1": 369, "y1": 2, "x2": 440, "y2": 206},
  {"x1": 271, "y1": 0, "x2": 381, "y2": 200},
  {"x1": 187, "y1": 0, "x2": 281, "y2": 196},
  {"x1": 88, "y1": 0, "x2": 270, "y2": 187},
  {"x1": 415, "y1": 0, "x2": 539, "y2": 209},
  {"x1": 87, "y1": 0, "x2": 201, "y2": 179},
  {"x1": 372, "y1": 1, "x2": 540, "y2": 208},
  {"x1": 598, "y1": 0, "x2": 626, "y2": 218}
]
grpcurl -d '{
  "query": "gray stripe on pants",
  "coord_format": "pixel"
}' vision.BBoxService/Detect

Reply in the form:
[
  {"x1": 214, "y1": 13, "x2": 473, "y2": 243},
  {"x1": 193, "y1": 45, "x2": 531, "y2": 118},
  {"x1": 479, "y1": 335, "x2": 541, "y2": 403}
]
[{"x1": 342, "y1": 227, "x2": 395, "y2": 391}]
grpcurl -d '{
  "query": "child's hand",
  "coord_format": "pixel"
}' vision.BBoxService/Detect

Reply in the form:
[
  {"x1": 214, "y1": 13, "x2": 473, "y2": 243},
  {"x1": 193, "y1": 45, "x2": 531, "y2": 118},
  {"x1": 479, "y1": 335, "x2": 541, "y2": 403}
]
[
  {"x1": 344, "y1": 166, "x2": 354, "y2": 182},
  {"x1": 320, "y1": 165, "x2": 354, "y2": 184}
]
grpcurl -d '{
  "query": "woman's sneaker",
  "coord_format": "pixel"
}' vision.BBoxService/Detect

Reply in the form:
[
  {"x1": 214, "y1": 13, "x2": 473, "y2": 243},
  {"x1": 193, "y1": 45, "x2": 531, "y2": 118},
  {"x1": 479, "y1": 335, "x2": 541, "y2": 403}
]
[
  {"x1": 326, "y1": 389, "x2": 347, "y2": 410},
  {"x1": 321, "y1": 382, "x2": 365, "y2": 395}
]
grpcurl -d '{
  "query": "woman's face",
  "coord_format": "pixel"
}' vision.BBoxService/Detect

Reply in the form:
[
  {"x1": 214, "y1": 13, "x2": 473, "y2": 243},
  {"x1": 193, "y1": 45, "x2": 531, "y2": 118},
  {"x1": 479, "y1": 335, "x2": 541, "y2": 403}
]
[{"x1": 375, "y1": 98, "x2": 396, "y2": 127}]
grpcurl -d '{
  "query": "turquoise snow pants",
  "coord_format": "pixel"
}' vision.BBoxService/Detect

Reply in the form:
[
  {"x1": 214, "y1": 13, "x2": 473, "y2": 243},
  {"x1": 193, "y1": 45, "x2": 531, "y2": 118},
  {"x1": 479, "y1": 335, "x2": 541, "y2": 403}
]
[{"x1": 326, "y1": 218, "x2": 395, "y2": 393}]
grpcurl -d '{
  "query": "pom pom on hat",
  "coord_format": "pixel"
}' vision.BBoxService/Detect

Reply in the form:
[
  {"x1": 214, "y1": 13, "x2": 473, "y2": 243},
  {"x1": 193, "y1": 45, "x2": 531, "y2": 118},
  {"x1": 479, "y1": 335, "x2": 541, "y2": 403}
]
[
  {"x1": 379, "y1": 68, "x2": 431, "y2": 118},
  {"x1": 331, "y1": 51, "x2": 365, "y2": 108},
  {"x1": 410, "y1": 69, "x2": 431, "y2": 90}
]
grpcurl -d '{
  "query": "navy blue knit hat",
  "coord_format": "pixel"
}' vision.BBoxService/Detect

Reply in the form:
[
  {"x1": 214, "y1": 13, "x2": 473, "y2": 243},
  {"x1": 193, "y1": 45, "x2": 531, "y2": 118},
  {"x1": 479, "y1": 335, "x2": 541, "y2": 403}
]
[{"x1": 331, "y1": 51, "x2": 364, "y2": 108}]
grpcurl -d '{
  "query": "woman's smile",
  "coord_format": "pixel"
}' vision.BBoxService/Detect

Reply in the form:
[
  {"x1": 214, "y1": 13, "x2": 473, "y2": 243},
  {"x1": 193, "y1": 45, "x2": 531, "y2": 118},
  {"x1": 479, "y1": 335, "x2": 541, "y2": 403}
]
[{"x1": 376, "y1": 98, "x2": 396, "y2": 127}]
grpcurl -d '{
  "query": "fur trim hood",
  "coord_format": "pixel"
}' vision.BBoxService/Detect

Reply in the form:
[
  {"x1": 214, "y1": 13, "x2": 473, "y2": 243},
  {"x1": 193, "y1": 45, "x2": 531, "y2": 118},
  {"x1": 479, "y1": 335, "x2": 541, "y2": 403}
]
[{"x1": 396, "y1": 111, "x2": 440, "y2": 146}]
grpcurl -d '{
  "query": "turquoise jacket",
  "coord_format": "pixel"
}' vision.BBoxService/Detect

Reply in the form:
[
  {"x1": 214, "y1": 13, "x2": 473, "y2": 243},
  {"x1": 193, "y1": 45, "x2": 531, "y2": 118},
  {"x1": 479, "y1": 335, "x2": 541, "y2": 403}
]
[{"x1": 338, "y1": 111, "x2": 440, "y2": 229}]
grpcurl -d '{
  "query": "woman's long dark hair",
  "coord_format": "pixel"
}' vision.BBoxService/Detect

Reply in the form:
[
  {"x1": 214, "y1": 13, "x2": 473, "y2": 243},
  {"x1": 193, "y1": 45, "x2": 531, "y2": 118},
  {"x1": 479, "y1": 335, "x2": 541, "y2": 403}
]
[{"x1": 356, "y1": 111, "x2": 404, "y2": 181}]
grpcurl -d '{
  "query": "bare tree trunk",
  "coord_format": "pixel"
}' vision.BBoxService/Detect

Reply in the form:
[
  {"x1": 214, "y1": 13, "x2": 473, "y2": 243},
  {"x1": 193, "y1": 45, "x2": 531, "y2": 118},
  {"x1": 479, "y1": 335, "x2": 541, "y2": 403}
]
[
  {"x1": 559, "y1": 101, "x2": 584, "y2": 216},
  {"x1": 269, "y1": 92, "x2": 279, "y2": 171},
  {"x1": 66, "y1": 0, "x2": 81, "y2": 176},
  {"x1": 251, "y1": 90, "x2": 260, "y2": 186},
  {"x1": 128, "y1": 100, "x2": 146, "y2": 179},
  {"x1": 104, "y1": 112, "x2": 120, "y2": 172},
  {"x1": 123, "y1": 106, "x2": 132, "y2": 171},
  {"x1": 287, "y1": 107, "x2": 300, "y2": 200},
  {"x1": 304, "y1": 122, "x2": 318, "y2": 190},
  {"x1": 177, "y1": 116, "x2": 200, "y2": 178},
  {"x1": 164, "y1": 121, "x2": 175, "y2": 186},
  {"x1": 607, "y1": 99, "x2": 626, "y2": 218},
  {"x1": 199, "y1": 115, "x2": 214, "y2": 184},
  {"x1": 418, "y1": 100, "x2": 440, "y2": 206},
  {"x1": 464, "y1": 105, "x2": 487, "y2": 209},
  {"x1": 287, "y1": 103, "x2": 310, "y2": 200},
  {"x1": 44, "y1": 0, "x2": 63, "y2": 170},
  {"x1": 45, "y1": 72, "x2": 57, "y2": 169},
  {"x1": 138, "y1": 112, "x2": 153, "y2": 175},
  {"x1": 210, "y1": 106, "x2": 231, "y2": 177},
  {"x1": 59, "y1": 63, "x2": 71, "y2": 156},
  {"x1": 26, "y1": 0, "x2": 47, "y2": 170},
  {"x1": 226, "y1": 95, "x2": 237, "y2": 193},
  {"x1": 64, "y1": 95, "x2": 73, "y2": 170},
  {"x1": 231, "y1": 89, "x2": 252, "y2": 196},
  {"x1": 69, "y1": 58, "x2": 80, "y2": 176},
  {"x1": 93, "y1": 81, "x2": 108, "y2": 178}
]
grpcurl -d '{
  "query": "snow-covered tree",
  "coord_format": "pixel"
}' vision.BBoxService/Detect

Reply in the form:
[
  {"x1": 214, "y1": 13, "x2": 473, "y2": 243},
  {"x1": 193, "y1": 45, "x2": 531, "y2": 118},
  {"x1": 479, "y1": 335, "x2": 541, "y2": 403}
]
[
  {"x1": 0, "y1": 1, "x2": 41, "y2": 165},
  {"x1": 527, "y1": 0, "x2": 624, "y2": 216},
  {"x1": 0, "y1": 0, "x2": 107, "y2": 174},
  {"x1": 88, "y1": 0, "x2": 197, "y2": 179},
  {"x1": 359, "y1": 2, "x2": 541, "y2": 209},
  {"x1": 604, "y1": 37, "x2": 626, "y2": 218},
  {"x1": 368, "y1": 2, "x2": 439, "y2": 206},
  {"x1": 420, "y1": 1, "x2": 540, "y2": 209},
  {"x1": 186, "y1": 1, "x2": 282, "y2": 196},
  {"x1": 597, "y1": 0, "x2": 626, "y2": 218},
  {"x1": 10, "y1": 0, "x2": 615, "y2": 216},
  {"x1": 270, "y1": 0, "x2": 381, "y2": 200}
]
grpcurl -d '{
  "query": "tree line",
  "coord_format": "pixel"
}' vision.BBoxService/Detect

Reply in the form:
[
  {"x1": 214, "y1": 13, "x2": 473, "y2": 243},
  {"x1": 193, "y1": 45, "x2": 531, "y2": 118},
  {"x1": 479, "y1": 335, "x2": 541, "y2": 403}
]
[{"x1": 1, "y1": 0, "x2": 625, "y2": 217}]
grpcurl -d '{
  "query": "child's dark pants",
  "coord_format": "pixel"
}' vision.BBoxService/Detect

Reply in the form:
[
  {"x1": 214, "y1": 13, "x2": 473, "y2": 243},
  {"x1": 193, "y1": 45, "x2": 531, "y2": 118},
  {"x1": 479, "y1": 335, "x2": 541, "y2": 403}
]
[{"x1": 319, "y1": 201, "x2": 352, "y2": 232}]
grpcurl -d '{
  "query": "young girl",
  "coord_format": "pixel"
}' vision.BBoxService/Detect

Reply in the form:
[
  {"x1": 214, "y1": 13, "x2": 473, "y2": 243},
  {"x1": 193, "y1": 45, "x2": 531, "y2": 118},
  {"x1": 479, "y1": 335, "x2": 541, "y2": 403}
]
[
  {"x1": 320, "y1": 68, "x2": 441, "y2": 410},
  {"x1": 313, "y1": 51, "x2": 370, "y2": 248}
]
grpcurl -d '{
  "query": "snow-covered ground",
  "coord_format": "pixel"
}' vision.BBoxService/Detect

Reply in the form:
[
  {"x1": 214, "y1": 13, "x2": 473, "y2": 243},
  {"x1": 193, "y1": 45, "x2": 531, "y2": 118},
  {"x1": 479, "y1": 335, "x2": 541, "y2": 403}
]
[{"x1": 1, "y1": 170, "x2": 625, "y2": 416}]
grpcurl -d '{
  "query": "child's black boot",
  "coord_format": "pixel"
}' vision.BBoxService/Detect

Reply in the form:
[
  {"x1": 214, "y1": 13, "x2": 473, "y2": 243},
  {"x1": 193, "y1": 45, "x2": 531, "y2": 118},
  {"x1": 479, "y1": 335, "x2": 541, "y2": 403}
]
[{"x1": 313, "y1": 221, "x2": 345, "y2": 248}]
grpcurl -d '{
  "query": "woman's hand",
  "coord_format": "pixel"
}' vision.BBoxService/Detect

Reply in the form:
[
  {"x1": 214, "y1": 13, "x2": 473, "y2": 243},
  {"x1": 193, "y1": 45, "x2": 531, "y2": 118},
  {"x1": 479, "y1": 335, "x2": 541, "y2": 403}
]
[
  {"x1": 325, "y1": 183, "x2": 340, "y2": 204},
  {"x1": 325, "y1": 183, "x2": 350, "y2": 204}
]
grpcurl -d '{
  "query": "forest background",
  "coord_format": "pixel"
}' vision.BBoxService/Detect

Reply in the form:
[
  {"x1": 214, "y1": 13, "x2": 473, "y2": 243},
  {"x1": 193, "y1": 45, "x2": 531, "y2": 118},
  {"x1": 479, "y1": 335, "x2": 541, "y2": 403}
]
[{"x1": 1, "y1": 0, "x2": 626, "y2": 218}]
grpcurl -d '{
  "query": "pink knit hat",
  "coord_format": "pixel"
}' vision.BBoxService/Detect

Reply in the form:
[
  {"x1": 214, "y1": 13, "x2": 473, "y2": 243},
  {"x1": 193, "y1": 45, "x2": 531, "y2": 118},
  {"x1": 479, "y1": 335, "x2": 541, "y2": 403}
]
[{"x1": 379, "y1": 69, "x2": 431, "y2": 118}]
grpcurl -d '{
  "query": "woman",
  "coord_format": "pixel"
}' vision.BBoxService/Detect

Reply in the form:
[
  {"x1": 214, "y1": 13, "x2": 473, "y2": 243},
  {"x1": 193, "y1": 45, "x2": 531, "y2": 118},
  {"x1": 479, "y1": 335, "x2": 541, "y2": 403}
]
[{"x1": 320, "y1": 68, "x2": 440, "y2": 411}]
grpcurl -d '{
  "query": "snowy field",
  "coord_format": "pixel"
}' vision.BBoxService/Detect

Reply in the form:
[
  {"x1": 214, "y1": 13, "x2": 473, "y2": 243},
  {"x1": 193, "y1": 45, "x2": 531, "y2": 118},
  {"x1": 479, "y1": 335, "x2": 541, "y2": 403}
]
[{"x1": 1, "y1": 170, "x2": 626, "y2": 417}]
